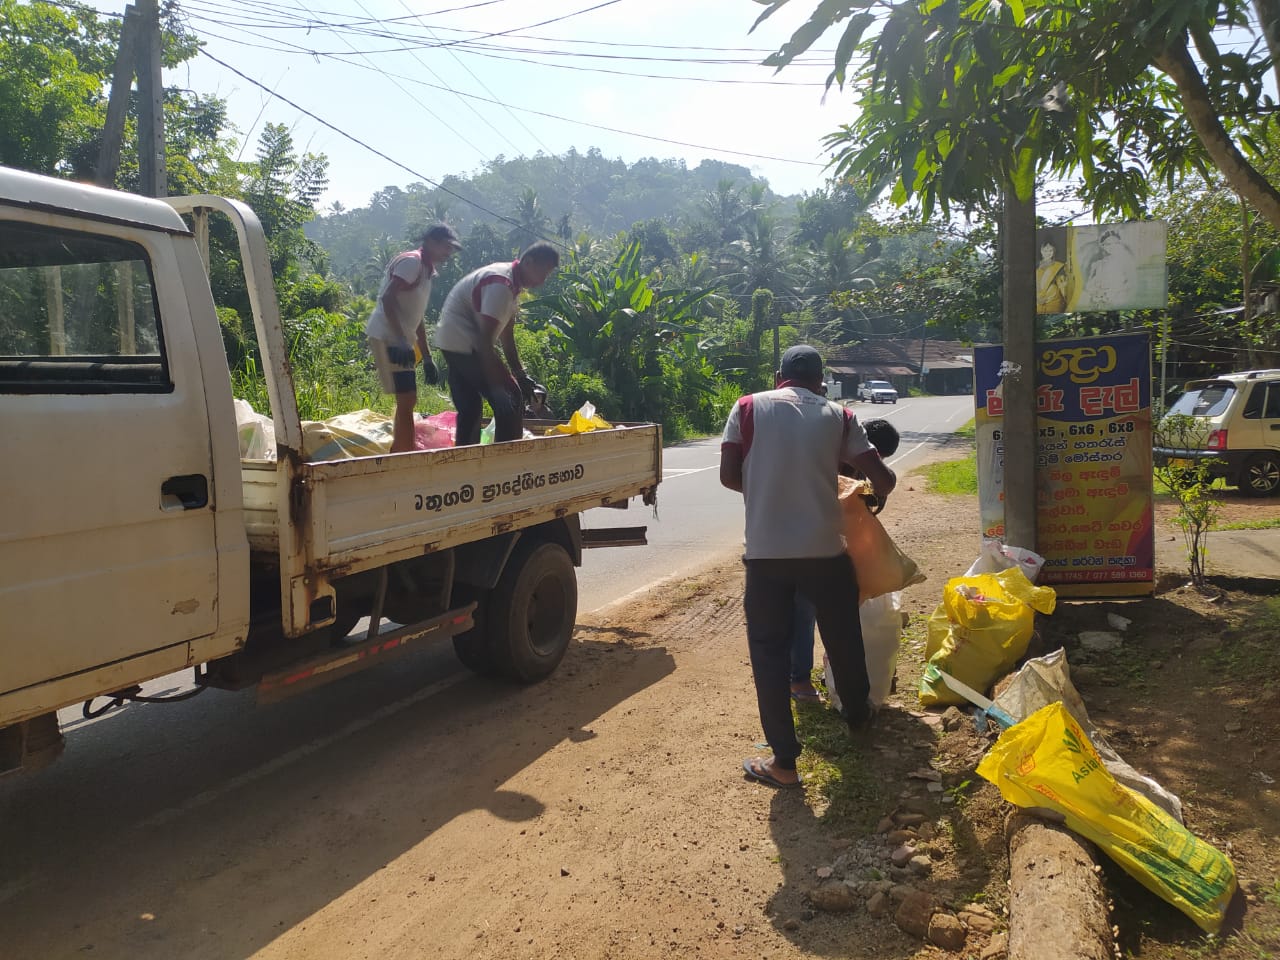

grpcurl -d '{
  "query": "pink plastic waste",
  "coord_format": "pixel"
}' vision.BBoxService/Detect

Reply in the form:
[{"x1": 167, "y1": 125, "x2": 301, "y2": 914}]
[{"x1": 414, "y1": 411, "x2": 456, "y2": 450}]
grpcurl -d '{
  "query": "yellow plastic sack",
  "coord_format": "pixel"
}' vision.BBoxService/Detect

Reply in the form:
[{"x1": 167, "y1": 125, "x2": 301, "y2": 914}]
[
  {"x1": 302, "y1": 409, "x2": 394, "y2": 460},
  {"x1": 977, "y1": 702, "x2": 1237, "y2": 933},
  {"x1": 838, "y1": 476, "x2": 926, "y2": 601},
  {"x1": 919, "y1": 567, "x2": 1056, "y2": 706},
  {"x1": 548, "y1": 401, "x2": 611, "y2": 436}
]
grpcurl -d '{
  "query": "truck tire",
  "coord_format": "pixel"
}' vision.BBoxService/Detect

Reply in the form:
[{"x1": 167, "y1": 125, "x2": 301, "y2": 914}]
[
  {"x1": 488, "y1": 540, "x2": 578, "y2": 683},
  {"x1": 1241, "y1": 453, "x2": 1280, "y2": 497},
  {"x1": 451, "y1": 586, "x2": 503, "y2": 676}
]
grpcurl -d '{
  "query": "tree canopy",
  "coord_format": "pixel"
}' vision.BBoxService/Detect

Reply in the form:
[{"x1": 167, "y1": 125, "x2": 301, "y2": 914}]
[{"x1": 756, "y1": 0, "x2": 1280, "y2": 228}]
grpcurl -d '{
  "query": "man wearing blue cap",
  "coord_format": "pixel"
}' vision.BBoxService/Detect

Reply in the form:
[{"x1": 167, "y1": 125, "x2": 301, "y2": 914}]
[{"x1": 721, "y1": 345, "x2": 896, "y2": 789}]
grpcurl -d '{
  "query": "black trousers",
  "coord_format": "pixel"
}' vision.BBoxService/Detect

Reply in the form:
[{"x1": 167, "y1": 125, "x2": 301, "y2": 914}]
[
  {"x1": 442, "y1": 349, "x2": 524, "y2": 446},
  {"x1": 743, "y1": 554, "x2": 869, "y2": 770}
]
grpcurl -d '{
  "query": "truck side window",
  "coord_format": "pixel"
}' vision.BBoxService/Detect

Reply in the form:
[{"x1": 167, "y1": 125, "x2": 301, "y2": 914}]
[{"x1": 0, "y1": 221, "x2": 170, "y2": 393}]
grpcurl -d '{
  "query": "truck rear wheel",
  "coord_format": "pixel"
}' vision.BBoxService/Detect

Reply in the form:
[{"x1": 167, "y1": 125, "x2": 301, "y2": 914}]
[
  {"x1": 488, "y1": 539, "x2": 578, "y2": 683},
  {"x1": 451, "y1": 586, "x2": 503, "y2": 676}
]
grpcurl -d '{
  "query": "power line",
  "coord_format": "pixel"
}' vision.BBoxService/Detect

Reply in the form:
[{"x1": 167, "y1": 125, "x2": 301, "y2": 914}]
[
  {"x1": 280, "y1": 0, "x2": 497, "y2": 163},
  {"x1": 197, "y1": 48, "x2": 567, "y2": 246},
  {"x1": 183, "y1": 13, "x2": 835, "y2": 86},
  {"x1": 194, "y1": 28, "x2": 828, "y2": 165},
  {"x1": 393, "y1": 0, "x2": 554, "y2": 155}
]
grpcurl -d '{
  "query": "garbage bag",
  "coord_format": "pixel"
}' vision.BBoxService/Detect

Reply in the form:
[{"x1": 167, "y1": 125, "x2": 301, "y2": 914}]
[
  {"x1": 548, "y1": 401, "x2": 612, "y2": 435},
  {"x1": 919, "y1": 567, "x2": 1056, "y2": 706},
  {"x1": 993, "y1": 649, "x2": 1184, "y2": 822},
  {"x1": 964, "y1": 538, "x2": 1046, "y2": 583},
  {"x1": 234, "y1": 398, "x2": 276, "y2": 461},
  {"x1": 977, "y1": 702, "x2": 1236, "y2": 933},
  {"x1": 302, "y1": 409, "x2": 394, "y2": 460},
  {"x1": 821, "y1": 592, "x2": 902, "y2": 711},
  {"x1": 838, "y1": 477, "x2": 926, "y2": 601}
]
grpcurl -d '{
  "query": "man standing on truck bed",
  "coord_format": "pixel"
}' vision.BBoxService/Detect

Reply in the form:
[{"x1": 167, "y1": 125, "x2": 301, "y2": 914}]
[
  {"x1": 720, "y1": 345, "x2": 897, "y2": 789},
  {"x1": 365, "y1": 224, "x2": 463, "y2": 453},
  {"x1": 434, "y1": 242, "x2": 560, "y2": 446}
]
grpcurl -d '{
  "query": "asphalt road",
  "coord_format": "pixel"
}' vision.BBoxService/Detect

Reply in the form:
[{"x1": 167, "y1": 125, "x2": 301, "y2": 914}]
[
  {"x1": 577, "y1": 393, "x2": 975, "y2": 610},
  {"x1": 0, "y1": 393, "x2": 973, "y2": 924}
]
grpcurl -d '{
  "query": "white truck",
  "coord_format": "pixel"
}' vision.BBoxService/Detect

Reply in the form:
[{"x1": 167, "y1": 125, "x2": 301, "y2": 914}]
[{"x1": 0, "y1": 168, "x2": 662, "y2": 775}]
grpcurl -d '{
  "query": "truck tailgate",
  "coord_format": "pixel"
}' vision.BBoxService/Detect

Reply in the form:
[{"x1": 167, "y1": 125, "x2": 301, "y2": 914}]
[{"x1": 243, "y1": 425, "x2": 661, "y2": 576}]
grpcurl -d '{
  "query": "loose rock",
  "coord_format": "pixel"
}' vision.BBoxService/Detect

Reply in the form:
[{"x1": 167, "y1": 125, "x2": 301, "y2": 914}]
[
  {"x1": 782, "y1": 918, "x2": 801, "y2": 931},
  {"x1": 981, "y1": 931, "x2": 1009, "y2": 959},
  {"x1": 894, "y1": 890, "x2": 936, "y2": 938},
  {"x1": 890, "y1": 844, "x2": 916, "y2": 866},
  {"x1": 866, "y1": 891, "x2": 890, "y2": 917},
  {"x1": 928, "y1": 913, "x2": 967, "y2": 950},
  {"x1": 960, "y1": 910, "x2": 998, "y2": 934},
  {"x1": 887, "y1": 829, "x2": 917, "y2": 845},
  {"x1": 888, "y1": 884, "x2": 916, "y2": 903},
  {"x1": 894, "y1": 812, "x2": 927, "y2": 827},
  {"x1": 809, "y1": 882, "x2": 859, "y2": 913},
  {"x1": 1079, "y1": 630, "x2": 1123, "y2": 652},
  {"x1": 908, "y1": 855, "x2": 933, "y2": 877},
  {"x1": 815, "y1": 866, "x2": 834, "y2": 879},
  {"x1": 942, "y1": 707, "x2": 968, "y2": 731}
]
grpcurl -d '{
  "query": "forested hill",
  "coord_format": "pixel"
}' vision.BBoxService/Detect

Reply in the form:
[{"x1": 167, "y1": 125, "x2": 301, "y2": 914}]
[{"x1": 306, "y1": 148, "x2": 796, "y2": 274}]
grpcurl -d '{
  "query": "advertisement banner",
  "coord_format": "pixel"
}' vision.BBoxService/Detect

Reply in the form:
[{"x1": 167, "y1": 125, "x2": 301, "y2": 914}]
[
  {"x1": 975, "y1": 332, "x2": 1155, "y2": 597},
  {"x1": 1035, "y1": 221, "x2": 1168, "y2": 314}
]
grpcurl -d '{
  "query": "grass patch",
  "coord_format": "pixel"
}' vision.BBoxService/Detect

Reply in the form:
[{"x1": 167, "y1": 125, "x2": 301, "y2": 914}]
[
  {"x1": 920, "y1": 453, "x2": 978, "y2": 495},
  {"x1": 793, "y1": 694, "x2": 887, "y2": 833},
  {"x1": 1214, "y1": 516, "x2": 1280, "y2": 531},
  {"x1": 955, "y1": 417, "x2": 976, "y2": 439}
]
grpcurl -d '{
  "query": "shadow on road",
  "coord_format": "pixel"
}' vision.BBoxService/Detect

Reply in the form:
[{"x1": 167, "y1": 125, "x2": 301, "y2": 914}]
[{"x1": 0, "y1": 636, "x2": 675, "y2": 959}]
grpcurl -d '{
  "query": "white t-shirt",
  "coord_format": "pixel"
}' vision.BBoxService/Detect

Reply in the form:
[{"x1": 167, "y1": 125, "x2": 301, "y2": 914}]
[
  {"x1": 433, "y1": 261, "x2": 520, "y2": 354},
  {"x1": 365, "y1": 251, "x2": 434, "y2": 346},
  {"x1": 722, "y1": 386, "x2": 874, "y2": 560}
]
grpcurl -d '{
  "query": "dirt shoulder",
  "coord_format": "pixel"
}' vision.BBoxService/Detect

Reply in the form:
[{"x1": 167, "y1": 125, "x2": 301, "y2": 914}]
[{"x1": 5, "y1": 448, "x2": 1277, "y2": 960}]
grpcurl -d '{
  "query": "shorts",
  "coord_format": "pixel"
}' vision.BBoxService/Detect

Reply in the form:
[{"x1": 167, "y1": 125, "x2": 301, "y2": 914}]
[{"x1": 370, "y1": 338, "x2": 417, "y2": 395}]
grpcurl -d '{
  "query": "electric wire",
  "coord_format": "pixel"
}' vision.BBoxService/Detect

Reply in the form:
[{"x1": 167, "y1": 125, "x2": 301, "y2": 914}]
[
  {"x1": 194, "y1": 38, "x2": 827, "y2": 166},
  {"x1": 393, "y1": 0, "x2": 554, "y2": 155},
  {"x1": 198, "y1": 48, "x2": 569, "y2": 245},
  {"x1": 282, "y1": 0, "x2": 496, "y2": 163}
]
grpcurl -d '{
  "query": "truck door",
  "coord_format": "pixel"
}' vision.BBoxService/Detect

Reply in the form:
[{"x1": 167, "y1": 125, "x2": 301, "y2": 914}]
[{"x1": 0, "y1": 218, "x2": 220, "y2": 698}]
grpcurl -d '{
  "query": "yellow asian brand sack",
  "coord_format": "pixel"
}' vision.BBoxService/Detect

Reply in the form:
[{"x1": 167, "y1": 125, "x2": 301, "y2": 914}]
[
  {"x1": 919, "y1": 567, "x2": 1056, "y2": 706},
  {"x1": 976, "y1": 702, "x2": 1237, "y2": 933}
]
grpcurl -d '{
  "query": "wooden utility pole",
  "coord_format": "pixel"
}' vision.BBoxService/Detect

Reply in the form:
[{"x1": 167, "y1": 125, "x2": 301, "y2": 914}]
[
  {"x1": 135, "y1": 0, "x2": 166, "y2": 197},
  {"x1": 1001, "y1": 188, "x2": 1038, "y2": 552}
]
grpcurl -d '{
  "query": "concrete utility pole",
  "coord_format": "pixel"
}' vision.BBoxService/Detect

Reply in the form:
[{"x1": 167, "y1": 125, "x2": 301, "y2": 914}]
[
  {"x1": 95, "y1": 4, "x2": 139, "y2": 187},
  {"x1": 135, "y1": 0, "x2": 166, "y2": 197},
  {"x1": 1001, "y1": 188, "x2": 1038, "y2": 552}
]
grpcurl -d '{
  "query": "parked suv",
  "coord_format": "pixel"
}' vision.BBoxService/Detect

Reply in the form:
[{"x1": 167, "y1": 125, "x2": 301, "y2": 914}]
[
  {"x1": 1155, "y1": 369, "x2": 1280, "y2": 497},
  {"x1": 858, "y1": 380, "x2": 899, "y2": 403}
]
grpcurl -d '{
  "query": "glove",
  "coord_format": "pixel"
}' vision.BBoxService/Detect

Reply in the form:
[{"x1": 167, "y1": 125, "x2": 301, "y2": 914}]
[
  {"x1": 421, "y1": 354, "x2": 439, "y2": 386},
  {"x1": 517, "y1": 373, "x2": 538, "y2": 403}
]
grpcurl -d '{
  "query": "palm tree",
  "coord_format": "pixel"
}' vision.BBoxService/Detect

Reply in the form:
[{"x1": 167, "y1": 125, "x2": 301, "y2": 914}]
[
  {"x1": 701, "y1": 179, "x2": 745, "y2": 246},
  {"x1": 508, "y1": 188, "x2": 551, "y2": 251}
]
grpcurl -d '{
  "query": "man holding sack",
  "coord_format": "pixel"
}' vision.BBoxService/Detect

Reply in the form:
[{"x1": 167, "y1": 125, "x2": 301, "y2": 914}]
[{"x1": 720, "y1": 345, "x2": 896, "y2": 789}]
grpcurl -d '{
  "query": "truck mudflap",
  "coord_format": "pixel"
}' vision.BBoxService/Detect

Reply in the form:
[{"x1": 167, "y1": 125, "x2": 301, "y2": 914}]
[
  {"x1": 581, "y1": 527, "x2": 649, "y2": 548},
  {"x1": 256, "y1": 603, "x2": 476, "y2": 704}
]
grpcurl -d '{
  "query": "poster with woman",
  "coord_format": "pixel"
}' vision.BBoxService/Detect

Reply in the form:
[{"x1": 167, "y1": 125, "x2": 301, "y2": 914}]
[{"x1": 1034, "y1": 221, "x2": 1168, "y2": 313}]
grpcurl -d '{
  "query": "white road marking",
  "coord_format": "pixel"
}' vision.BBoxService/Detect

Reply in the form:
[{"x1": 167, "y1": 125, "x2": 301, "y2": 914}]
[
  {"x1": 887, "y1": 441, "x2": 930, "y2": 468},
  {"x1": 662, "y1": 465, "x2": 718, "y2": 479}
]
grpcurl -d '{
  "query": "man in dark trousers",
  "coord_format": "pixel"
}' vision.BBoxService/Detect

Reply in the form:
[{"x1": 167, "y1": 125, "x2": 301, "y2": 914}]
[
  {"x1": 720, "y1": 345, "x2": 896, "y2": 788},
  {"x1": 433, "y1": 242, "x2": 560, "y2": 445}
]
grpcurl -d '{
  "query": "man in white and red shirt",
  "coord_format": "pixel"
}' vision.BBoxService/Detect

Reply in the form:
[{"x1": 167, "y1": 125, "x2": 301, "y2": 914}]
[
  {"x1": 721, "y1": 345, "x2": 896, "y2": 789},
  {"x1": 365, "y1": 224, "x2": 461, "y2": 452},
  {"x1": 434, "y1": 242, "x2": 560, "y2": 446}
]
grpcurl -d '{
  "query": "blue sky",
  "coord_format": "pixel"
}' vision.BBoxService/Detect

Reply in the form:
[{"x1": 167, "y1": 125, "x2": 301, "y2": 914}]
[{"x1": 104, "y1": 0, "x2": 856, "y2": 210}]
